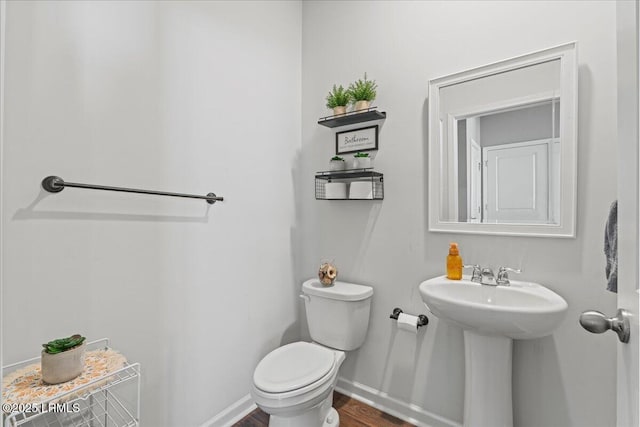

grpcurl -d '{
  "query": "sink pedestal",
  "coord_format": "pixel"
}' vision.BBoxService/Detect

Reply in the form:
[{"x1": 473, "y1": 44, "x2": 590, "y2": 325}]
[
  {"x1": 463, "y1": 331, "x2": 513, "y2": 427},
  {"x1": 419, "y1": 276, "x2": 568, "y2": 427}
]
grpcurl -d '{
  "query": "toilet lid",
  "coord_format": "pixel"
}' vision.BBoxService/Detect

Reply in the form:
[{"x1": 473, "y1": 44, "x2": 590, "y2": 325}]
[{"x1": 253, "y1": 342, "x2": 335, "y2": 393}]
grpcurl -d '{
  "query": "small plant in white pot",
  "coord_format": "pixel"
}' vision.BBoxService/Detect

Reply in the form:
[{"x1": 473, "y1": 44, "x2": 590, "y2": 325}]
[
  {"x1": 41, "y1": 334, "x2": 86, "y2": 384},
  {"x1": 347, "y1": 73, "x2": 377, "y2": 111},
  {"x1": 353, "y1": 152, "x2": 372, "y2": 169},
  {"x1": 325, "y1": 84, "x2": 351, "y2": 116},
  {"x1": 329, "y1": 156, "x2": 346, "y2": 171}
]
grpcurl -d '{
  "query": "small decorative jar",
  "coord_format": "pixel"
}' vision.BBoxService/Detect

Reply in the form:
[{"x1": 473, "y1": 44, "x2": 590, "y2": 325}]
[{"x1": 318, "y1": 262, "x2": 338, "y2": 286}]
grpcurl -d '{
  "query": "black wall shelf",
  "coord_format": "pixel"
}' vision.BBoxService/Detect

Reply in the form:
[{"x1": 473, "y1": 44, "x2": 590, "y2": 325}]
[
  {"x1": 318, "y1": 109, "x2": 386, "y2": 128},
  {"x1": 315, "y1": 169, "x2": 383, "y2": 180},
  {"x1": 315, "y1": 169, "x2": 384, "y2": 200}
]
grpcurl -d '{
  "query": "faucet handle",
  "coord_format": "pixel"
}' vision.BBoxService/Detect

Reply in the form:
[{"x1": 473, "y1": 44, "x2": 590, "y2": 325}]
[
  {"x1": 498, "y1": 266, "x2": 522, "y2": 274},
  {"x1": 464, "y1": 264, "x2": 482, "y2": 282},
  {"x1": 497, "y1": 267, "x2": 522, "y2": 285}
]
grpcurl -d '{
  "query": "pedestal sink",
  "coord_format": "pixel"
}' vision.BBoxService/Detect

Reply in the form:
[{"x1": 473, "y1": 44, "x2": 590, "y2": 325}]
[{"x1": 419, "y1": 276, "x2": 567, "y2": 427}]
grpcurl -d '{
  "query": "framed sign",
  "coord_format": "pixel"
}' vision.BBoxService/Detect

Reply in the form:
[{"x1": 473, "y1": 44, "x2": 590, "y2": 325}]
[{"x1": 336, "y1": 125, "x2": 378, "y2": 155}]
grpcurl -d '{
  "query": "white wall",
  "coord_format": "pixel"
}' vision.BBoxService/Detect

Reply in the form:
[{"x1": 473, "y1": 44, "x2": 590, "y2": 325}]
[
  {"x1": 1, "y1": 1, "x2": 301, "y2": 426},
  {"x1": 480, "y1": 103, "x2": 555, "y2": 147},
  {"x1": 301, "y1": 2, "x2": 617, "y2": 426}
]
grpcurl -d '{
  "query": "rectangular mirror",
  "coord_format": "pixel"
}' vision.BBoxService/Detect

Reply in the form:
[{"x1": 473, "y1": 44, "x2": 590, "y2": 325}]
[{"x1": 428, "y1": 42, "x2": 577, "y2": 237}]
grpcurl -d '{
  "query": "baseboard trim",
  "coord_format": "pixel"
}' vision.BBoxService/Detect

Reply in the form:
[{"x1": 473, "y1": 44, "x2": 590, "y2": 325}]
[
  {"x1": 200, "y1": 379, "x2": 461, "y2": 427},
  {"x1": 335, "y1": 377, "x2": 462, "y2": 427},
  {"x1": 200, "y1": 393, "x2": 257, "y2": 427}
]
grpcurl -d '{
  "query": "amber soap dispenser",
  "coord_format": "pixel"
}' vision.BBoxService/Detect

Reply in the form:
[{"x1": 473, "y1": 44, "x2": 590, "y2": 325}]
[{"x1": 446, "y1": 243, "x2": 463, "y2": 280}]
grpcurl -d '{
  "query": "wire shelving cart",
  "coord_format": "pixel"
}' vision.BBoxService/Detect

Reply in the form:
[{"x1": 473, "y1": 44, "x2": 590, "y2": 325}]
[{"x1": 2, "y1": 338, "x2": 140, "y2": 427}]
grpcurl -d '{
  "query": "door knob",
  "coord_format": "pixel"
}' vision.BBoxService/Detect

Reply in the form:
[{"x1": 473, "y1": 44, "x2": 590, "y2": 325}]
[{"x1": 579, "y1": 309, "x2": 630, "y2": 343}]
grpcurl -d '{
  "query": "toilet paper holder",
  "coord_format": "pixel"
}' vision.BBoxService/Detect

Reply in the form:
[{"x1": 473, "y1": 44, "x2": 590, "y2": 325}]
[{"x1": 389, "y1": 307, "x2": 429, "y2": 328}]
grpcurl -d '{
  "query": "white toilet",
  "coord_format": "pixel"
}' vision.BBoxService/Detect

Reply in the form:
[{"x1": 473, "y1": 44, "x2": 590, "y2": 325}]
[{"x1": 251, "y1": 278, "x2": 373, "y2": 427}]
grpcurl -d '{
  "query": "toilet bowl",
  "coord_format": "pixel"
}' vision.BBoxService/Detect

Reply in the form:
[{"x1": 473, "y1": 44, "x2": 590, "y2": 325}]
[
  {"x1": 251, "y1": 279, "x2": 374, "y2": 427},
  {"x1": 251, "y1": 342, "x2": 345, "y2": 427}
]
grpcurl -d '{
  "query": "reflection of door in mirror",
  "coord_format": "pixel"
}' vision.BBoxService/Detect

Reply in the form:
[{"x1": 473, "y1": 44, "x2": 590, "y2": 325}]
[
  {"x1": 484, "y1": 139, "x2": 550, "y2": 223},
  {"x1": 468, "y1": 138, "x2": 481, "y2": 223},
  {"x1": 456, "y1": 99, "x2": 560, "y2": 224},
  {"x1": 440, "y1": 59, "x2": 561, "y2": 224},
  {"x1": 457, "y1": 117, "x2": 482, "y2": 223}
]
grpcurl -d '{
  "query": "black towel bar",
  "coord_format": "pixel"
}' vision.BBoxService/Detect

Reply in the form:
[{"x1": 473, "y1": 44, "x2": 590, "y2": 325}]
[{"x1": 42, "y1": 176, "x2": 223, "y2": 204}]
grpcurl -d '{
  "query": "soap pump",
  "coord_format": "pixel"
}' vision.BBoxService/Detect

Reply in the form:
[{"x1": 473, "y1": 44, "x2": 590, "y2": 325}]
[{"x1": 446, "y1": 243, "x2": 463, "y2": 280}]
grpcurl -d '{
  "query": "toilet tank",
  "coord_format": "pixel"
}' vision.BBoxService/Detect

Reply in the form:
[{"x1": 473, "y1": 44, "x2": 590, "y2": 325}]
[{"x1": 301, "y1": 279, "x2": 373, "y2": 351}]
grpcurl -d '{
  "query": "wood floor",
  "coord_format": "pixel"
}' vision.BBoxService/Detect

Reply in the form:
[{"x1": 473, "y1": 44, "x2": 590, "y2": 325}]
[{"x1": 233, "y1": 391, "x2": 416, "y2": 427}]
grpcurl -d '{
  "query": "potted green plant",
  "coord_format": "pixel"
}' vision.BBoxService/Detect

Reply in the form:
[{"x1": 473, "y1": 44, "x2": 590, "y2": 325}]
[
  {"x1": 353, "y1": 152, "x2": 372, "y2": 169},
  {"x1": 325, "y1": 84, "x2": 351, "y2": 116},
  {"x1": 347, "y1": 73, "x2": 378, "y2": 111},
  {"x1": 329, "y1": 156, "x2": 346, "y2": 171},
  {"x1": 41, "y1": 334, "x2": 86, "y2": 384}
]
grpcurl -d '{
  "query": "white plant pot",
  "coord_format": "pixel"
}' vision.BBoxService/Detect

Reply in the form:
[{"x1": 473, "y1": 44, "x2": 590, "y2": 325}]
[
  {"x1": 354, "y1": 157, "x2": 371, "y2": 169},
  {"x1": 329, "y1": 160, "x2": 346, "y2": 171},
  {"x1": 41, "y1": 343, "x2": 86, "y2": 384}
]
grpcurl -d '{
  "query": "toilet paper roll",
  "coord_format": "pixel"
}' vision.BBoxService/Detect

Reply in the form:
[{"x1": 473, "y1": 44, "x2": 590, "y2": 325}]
[
  {"x1": 325, "y1": 182, "x2": 347, "y2": 199},
  {"x1": 349, "y1": 181, "x2": 373, "y2": 199},
  {"x1": 397, "y1": 313, "x2": 419, "y2": 333}
]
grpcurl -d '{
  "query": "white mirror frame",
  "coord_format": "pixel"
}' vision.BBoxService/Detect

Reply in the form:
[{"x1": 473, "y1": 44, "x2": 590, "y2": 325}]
[{"x1": 428, "y1": 42, "x2": 577, "y2": 238}]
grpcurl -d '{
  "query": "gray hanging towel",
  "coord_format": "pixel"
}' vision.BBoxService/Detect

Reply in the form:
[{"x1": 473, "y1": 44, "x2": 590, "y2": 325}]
[{"x1": 604, "y1": 200, "x2": 618, "y2": 293}]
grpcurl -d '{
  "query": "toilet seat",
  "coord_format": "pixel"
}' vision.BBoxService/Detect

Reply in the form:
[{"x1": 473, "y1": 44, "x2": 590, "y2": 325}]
[
  {"x1": 251, "y1": 342, "x2": 343, "y2": 416},
  {"x1": 253, "y1": 342, "x2": 336, "y2": 393}
]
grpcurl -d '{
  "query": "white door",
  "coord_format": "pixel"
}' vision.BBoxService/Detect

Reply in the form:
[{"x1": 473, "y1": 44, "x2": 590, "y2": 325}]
[
  {"x1": 577, "y1": 5, "x2": 638, "y2": 424},
  {"x1": 467, "y1": 138, "x2": 482, "y2": 222},
  {"x1": 616, "y1": 1, "x2": 639, "y2": 425},
  {"x1": 483, "y1": 140, "x2": 550, "y2": 223}
]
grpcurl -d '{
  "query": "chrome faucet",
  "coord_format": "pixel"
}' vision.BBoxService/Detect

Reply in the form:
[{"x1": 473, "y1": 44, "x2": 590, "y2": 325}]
[
  {"x1": 465, "y1": 264, "x2": 522, "y2": 286},
  {"x1": 481, "y1": 268, "x2": 497, "y2": 286}
]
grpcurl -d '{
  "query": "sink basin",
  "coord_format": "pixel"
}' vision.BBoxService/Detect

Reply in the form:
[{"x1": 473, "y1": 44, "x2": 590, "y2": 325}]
[{"x1": 419, "y1": 275, "x2": 568, "y2": 339}]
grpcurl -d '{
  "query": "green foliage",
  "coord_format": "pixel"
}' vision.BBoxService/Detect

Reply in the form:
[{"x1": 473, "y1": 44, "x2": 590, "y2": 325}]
[
  {"x1": 354, "y1": 152, "x2": 370, "y2": 158},
  {"x1": 331, "y1": 156, "x2": 344, "y2": 161},
  {"x1": 325, "y1": 85, "x2": 351, "y2": 109},
  {"x1": 347, "y1": 73, "x2": 378, "y2": 103},
  {"x1": 43, "y1": 334, "x2": 86, "y2": 354}
]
